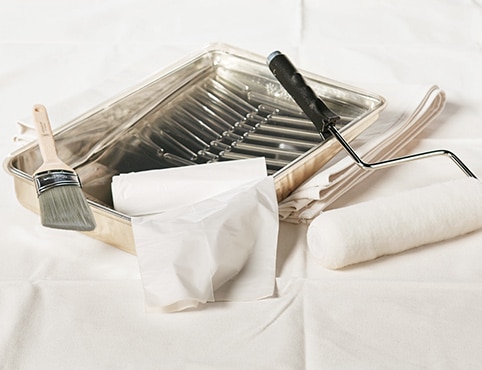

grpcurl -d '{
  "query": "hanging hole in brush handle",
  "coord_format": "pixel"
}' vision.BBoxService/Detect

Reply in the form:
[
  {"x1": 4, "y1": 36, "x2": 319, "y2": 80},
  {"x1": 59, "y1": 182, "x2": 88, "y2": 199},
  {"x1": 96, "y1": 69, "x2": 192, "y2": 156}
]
[{"x1": 267, "y1": 51, "x2": 340, "y2": 138}]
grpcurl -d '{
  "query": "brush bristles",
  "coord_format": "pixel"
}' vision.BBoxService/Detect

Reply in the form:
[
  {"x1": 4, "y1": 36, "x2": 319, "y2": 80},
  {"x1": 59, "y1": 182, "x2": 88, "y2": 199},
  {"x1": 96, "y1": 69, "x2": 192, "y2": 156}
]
[{"x1": 38, "y1": 185, "x2": 96, "y2": 231}]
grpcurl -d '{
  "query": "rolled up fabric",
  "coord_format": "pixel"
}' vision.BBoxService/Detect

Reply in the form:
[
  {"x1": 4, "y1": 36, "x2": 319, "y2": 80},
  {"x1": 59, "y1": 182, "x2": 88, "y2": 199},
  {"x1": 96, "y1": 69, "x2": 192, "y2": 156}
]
[{"x1": 307, "y1": 177, "x2": 482, "y2": 269}]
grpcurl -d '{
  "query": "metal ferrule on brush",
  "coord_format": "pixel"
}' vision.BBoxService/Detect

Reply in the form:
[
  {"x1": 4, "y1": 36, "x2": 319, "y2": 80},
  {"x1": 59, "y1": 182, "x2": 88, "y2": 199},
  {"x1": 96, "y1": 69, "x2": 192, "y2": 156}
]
[{"x1": 34, "y1": 170, "x2": 82, "y2": 196}]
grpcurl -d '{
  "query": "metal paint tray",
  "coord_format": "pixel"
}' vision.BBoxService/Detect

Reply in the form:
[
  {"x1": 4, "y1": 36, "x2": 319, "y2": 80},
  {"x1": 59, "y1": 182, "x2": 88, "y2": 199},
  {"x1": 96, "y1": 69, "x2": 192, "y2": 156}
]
[{"x1": 4, "y1": 43, "x2": 386, "y2": 254}]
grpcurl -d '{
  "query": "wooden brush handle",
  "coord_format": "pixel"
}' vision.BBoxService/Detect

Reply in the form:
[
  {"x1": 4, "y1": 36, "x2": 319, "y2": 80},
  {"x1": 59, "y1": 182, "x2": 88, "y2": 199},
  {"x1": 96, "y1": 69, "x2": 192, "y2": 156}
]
[{"x1": 32, "y1": 104, "x2": 72, "y2": 172}]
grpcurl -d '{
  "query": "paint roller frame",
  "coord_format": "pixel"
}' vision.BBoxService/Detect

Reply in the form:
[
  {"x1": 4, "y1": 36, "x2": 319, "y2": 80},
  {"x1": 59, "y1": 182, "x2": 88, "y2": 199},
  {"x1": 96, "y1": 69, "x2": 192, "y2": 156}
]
[
  {"x1": 268, "y1": 51, "x2": 482, "y2": 269},
  {"x1": 267, "y1": 51, "x2": 477, "y2": 180}
]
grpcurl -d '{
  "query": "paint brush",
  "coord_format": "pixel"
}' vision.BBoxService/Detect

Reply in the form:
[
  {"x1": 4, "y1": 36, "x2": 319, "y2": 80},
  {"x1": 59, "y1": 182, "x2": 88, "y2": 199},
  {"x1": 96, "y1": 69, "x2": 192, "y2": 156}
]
[{"x1": 32, "y1": 104, "x2": 96, "y2": 231}]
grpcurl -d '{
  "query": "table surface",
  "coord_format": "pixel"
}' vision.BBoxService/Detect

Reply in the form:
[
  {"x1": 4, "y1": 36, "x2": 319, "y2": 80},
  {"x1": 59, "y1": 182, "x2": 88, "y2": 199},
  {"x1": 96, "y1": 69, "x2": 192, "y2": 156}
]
[{"x1": 2, "y1": 1, "x2": 482, "y2": 369}]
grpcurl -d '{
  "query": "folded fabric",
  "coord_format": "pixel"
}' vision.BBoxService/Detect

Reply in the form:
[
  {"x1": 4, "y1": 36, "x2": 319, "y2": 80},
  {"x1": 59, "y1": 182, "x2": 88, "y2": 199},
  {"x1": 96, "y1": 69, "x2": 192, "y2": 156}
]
[
  {"x1": 278, "y1": 85, "x2": 446, "y2": 223},
  {"x1": 307, "y1": 178, "x2": 482, "y2": 269},
  {"x1": 111, "y1": 157, "x2": 279, "y2": 312}
]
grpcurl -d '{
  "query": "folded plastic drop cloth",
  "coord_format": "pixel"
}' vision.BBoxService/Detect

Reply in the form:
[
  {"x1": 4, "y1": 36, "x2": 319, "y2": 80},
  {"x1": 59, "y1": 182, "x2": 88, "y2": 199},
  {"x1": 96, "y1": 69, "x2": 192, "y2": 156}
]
[
  {"x1": 112, "y1": 157, "x2": 269, "y2": 216},
  {"x1": 111, "y1": 158, "x2": 278, "y2": 312}
]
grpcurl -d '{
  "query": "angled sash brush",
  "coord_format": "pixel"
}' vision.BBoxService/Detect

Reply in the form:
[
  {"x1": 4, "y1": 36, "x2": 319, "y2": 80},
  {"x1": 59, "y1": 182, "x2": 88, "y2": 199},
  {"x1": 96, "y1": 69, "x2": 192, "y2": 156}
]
[{"x1": 32, "y1": 104, "x2": 96, "y2": 231}]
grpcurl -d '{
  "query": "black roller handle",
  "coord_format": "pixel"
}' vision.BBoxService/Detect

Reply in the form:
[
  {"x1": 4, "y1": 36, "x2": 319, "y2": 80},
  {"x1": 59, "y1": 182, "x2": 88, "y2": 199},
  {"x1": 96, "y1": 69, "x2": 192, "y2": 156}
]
[{"x1": 267, "y1": 51, "x2": 340, "y2": 138}]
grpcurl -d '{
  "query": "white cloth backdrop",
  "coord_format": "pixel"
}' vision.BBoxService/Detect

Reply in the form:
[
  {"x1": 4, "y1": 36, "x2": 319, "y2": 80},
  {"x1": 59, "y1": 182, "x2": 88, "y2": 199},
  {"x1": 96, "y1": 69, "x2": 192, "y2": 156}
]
[{"x1": 1, "y1": 1, "x2": 482, "y2": 368}]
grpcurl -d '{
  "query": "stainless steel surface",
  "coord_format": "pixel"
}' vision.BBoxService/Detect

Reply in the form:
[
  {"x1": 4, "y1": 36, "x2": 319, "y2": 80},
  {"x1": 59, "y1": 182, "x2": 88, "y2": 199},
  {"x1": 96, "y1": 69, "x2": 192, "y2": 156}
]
[{"x1": 4, "y1": 43, "x2": 386, "y2": 253}]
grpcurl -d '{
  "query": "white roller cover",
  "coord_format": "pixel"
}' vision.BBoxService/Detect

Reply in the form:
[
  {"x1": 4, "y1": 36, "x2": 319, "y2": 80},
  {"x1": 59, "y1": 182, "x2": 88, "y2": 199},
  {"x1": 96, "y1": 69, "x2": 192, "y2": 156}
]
[{"x1": 307, "y1": 177, "x2": 482, "y2": 269}]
